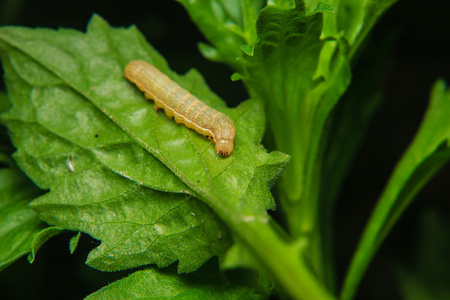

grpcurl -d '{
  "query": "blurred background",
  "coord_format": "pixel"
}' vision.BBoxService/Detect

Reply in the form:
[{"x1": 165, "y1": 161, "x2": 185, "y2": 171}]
[{"x1": 0, "y1": 0, "x2": 449, "y2": 299}]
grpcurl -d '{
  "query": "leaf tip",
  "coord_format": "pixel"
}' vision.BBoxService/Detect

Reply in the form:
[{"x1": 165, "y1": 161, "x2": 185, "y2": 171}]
[
  {"x1": 231, "y1": 73, "x2": 242, "y2": 81},
  {"x1": 240, "y1": 44, "x2": 254, "y2": 56},
  {"x1": 198, "y1": 42, "x2": 221, "y2": 62},
  {"x1": 311, "y1": 2, "x2": 335, "y2": 15}
]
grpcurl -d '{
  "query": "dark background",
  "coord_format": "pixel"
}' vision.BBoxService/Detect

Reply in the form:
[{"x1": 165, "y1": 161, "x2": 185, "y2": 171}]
[{"x1": 0, "y1": 0, "x2": 450, "y2": 299}]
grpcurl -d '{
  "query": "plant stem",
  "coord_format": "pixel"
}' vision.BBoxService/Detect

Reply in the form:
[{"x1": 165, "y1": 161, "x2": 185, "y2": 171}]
[{"x1": 201, "y1": 189, "x2": 335, "y2": 300}]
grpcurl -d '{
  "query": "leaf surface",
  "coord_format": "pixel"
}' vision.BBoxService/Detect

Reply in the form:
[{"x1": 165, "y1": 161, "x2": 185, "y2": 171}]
[{"x1": 0, "y1": 15, "x2": 288, "y2": 275}]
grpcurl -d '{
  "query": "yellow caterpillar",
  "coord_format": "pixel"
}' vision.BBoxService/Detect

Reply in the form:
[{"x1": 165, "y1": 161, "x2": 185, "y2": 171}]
[{"x1": 125, "y1": 61, "x2": 235, "y2": 156}]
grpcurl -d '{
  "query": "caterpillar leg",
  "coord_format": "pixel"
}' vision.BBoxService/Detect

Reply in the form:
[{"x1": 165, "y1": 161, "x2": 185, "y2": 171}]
[
  {"x1": 153, "y1": 98, "x2": 165, "y2": 112},
  {"x1": 144, "y1": 92, "x2": 154, "y2": 101},
  {"x1": 174, "y1": 115, "x2": 183, "y2": 124}
]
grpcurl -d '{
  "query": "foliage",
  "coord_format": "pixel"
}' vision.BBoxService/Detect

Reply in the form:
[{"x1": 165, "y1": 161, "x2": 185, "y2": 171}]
[{"x1": 1, "y1": 0, "x2": 449, "y2": 299}]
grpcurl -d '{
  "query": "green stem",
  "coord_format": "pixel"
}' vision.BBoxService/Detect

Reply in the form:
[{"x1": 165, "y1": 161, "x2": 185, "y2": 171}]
[
  {"x1": 201, "y1": 189, "x2": 335, "y2": 300},
  {"x1": 240, "y1": 220, "x2": 332, "y2": 300}
]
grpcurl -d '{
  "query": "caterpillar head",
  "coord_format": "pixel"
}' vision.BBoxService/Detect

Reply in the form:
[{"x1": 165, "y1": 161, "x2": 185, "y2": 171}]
[
  {"x1": 216, "y1": 138, "x2": 233, "y2": 156},
  {"x1": 215, "y1": 122, "x2": 235, "y2": 156}
]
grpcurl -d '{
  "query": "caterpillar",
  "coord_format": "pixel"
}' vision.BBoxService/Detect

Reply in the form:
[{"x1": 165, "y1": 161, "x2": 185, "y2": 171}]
[{"x1": 124, "y1": 60, "x2": 235, "y2": 156}]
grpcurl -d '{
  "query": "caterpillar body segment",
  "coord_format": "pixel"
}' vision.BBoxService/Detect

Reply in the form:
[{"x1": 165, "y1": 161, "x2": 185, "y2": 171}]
[{"x1": 124, "y1": 60, "x2": 235, "y2": 156}]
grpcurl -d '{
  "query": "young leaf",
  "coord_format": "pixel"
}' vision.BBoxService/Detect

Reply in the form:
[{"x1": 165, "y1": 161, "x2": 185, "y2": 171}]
[
  {"x1": 341, "y1": 80, "x2": 450, "y2": 300},
  {"x1": 267, "y1": 0, "x2": 295, "y2": 9},
  {"x1": 27, "y1": 226, "x2": 65, "y2": 263},
  {"x1": 239, "y1": 0, "x2": 326, "y2": 191},
  {"x1": 176, "y1": 0, "x2": 264, "y2": 69},
  {"x1": 69, "y1": 231, "x2": 82, "y2": 254},
  {"x1": 322, "y1": 0, "x2": 398, "y2": 59}
]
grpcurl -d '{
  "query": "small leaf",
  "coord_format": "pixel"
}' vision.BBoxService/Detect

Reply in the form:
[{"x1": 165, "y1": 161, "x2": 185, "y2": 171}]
[
  {"x1": 198, "y1": 42, "x2": 221, "y2": 62},
  {"x1": 267, "y1": 0, "x2": 295, "y2": 9},
  {"x1": 309, "y1": 2, "x2": 335, "y2": 15},
  {"x1": 231, "y1": 73, "x2": 243, "y2": 81},
  {"x1": 27, "y1": 226, "x2": 65, "y2": 264},
  {"x1": 240, "y1": 44, "x2": 254, "y2": 56},
  {"x1": 69, "y1": 231, "x2": 82, "y2": 254},
  {"x1": 221, "y1": 241, "x2": 260, "y2": 271},
  {"x1": 176, "y1": 0, "x2": 264, "y2": 69}
]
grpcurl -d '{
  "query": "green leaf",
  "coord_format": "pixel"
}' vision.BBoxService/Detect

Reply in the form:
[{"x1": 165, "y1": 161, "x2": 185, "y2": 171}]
[
  {"x1": 238, "y1": 0, "x2": 338, "y2": 203},
  {"x1": 267, "y1": 0, "x2": 295, "y2": 9},
  {"x1": 341, "y1": 80, "x2": 450, "y2": 300},
  {"x1": 176, "y1": 0, "x2": 264, "y2": 69},
  {"x1": 0, "y1": 15, "x2": 336, "y2": 300},
  {"x1": 0, "y1": 18, "x2": 234, "y2": 273},
  {"x1": 0, "y1": 49, "x2": 188, "y2": 194},
  {"x1": 32, "y1": 163, "x2": 232, "y2": 272},
  {"x1": 2, "y1": 119, "x2": 232, "y2": 272},
  {"x1": 240, "y1": 44, "x2": 254, "y2": 56},
  {"x1": 2, "y1": 9, "x2": 287, "y2": 271},
  {"x1": 1, "y1": 16, "x2": 287, "y2": 213},
  {"x1": 238, "y1": 0, "x2": 350, "y2": 282},
  {"x1": 27, "y1": 226, "x2": 65, "y2": 263},
  {"x1": 0, "y1": 151, "x2": 45, "y2": 270},
  {"x1": 69, "y1": 231, "x2": 82, "y2": 254},
  {"x1": 0, "y1": 14, "x2": 290, "y2": 220},
  {"x1": 86, "y1": 266, "x2": 271, "y2": 300},
  {"x1": 310, "y1": 2, "x2": 335, "y2": 14},
  {"x1": 239, "y1": 0, "x2": 323, "y2": 155},
  {"x1": 323, "y1": 0, "x2": 398, "y2": 59}
]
